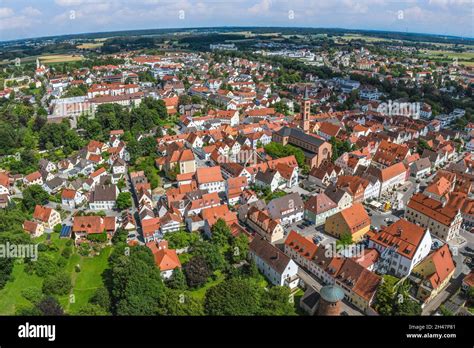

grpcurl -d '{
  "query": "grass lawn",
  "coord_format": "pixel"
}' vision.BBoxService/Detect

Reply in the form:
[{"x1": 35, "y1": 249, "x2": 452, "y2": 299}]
[
  {"x1": 61, "y1": 246, "x2": 112, "y2": 313},
  {"x1": 187, "y1": 271, "x2": 225, "y2": 300},
  {"x1": 0, "y1": 233, "x2": 112, "y2": 315},
  {"x1": 0, "y1": 262, "x2": 44, "y2": 315}
]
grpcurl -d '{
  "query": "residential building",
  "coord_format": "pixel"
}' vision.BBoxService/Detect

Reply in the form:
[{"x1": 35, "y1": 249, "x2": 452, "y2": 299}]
[
  {"x1": 367, "y1": 219, "x2": 432, "y2": 277},
  {"x1": 406, "y1": 193, "x2": 462, "y2": 242},
  {"x1": 410, "y1": 245, "x2": 455, "y2": 304},
  {"x1": 325, "y1": 203, "x2": 371, "y2": 242},
  {"x1": 249, "y1": 237, "x2": 299, "y2": 289}
]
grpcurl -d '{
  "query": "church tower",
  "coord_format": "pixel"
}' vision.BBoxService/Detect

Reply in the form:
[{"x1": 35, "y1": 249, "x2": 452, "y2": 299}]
[{"x1": 300, "y1": 87, "x2": 310, "y2": 132}]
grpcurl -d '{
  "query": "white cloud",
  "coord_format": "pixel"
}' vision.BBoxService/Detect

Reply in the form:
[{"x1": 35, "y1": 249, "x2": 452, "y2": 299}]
[
  {"x1": 0, "y1": 7, "x2": 14, "y2": 18},
  {"x1": 22, "y1": 7, "x2": 42, "y2": 17}
]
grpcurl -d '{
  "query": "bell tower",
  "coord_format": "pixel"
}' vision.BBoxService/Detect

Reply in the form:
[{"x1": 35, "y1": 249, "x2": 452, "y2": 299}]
[{"x1": 301, "y1": 87, "x2": 310, "y2": 132}]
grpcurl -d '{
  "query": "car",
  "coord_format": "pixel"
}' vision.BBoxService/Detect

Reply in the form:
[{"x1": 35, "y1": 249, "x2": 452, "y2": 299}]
[{"x1": 465, "y1": 246, "x2": 474, "y2": 253}]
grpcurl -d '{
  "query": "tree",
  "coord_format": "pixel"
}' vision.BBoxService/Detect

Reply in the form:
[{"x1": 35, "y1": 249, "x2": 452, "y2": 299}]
[
  {"x1": 116, "y1": 192, "x2": 132, "y2": 210},
  {"x1": 164, "y1": 230, "x2": 199, "y2": 249},
  {"x1": 90, "y1": 287, "x2": 111, "y2": 311},
  {"x1": 204, "y1": 277, "x2": 261, "y2": 315},
  {"x1": 211, "y1": 218, "x2": 232, "y2": 248},
  {"x1": 162, "y1": 289, "x2": 204, "y2": 315},
  {"x1": 36, "y1": 296, "x2": 65, "y2": 316},
  {"x1": 229, "y1": 233, "x2": 249, "y2": 263},
  {"x1": 192, "y1": 241, "x2": 226, "y2": 272},
  {"x1": 42, "y1": 272, "x2": 72, "y2": 296},
  {"x1": 259, "y1": 286, "x2": 297, "y2": 316},
  {"x1": 165, "y1": 269, "x2": 187, "y2": 290},
  {"x1": 264, "y1": 142, "x2": 305, "y2": 168},
  {"x1": 336, "y1": 232, "x2": 353, "y2": 248},
  {"x1": 374, "y1": 275, "x2": 398, "y2": 315},
  {"x1": 22, "y1": 184, "x2": 49, "y2": 212},
  {"x1": 109, "y1": 246, "x2": 166, "y2": 315},
  {"x1": 329, "y1": 137, "x2": 352, "y2": 162},
  {"x1": 183, "y1": 256, "x2": 212, "y2": 288},
  {"x1": 77, "y1": 303, "x2": 109, "y2": 315}
]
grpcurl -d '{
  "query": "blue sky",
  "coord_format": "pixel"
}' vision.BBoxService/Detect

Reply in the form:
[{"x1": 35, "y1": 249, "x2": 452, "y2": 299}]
[{"x1": 0, "y1": 0, "x2": 473, "y2": 41}]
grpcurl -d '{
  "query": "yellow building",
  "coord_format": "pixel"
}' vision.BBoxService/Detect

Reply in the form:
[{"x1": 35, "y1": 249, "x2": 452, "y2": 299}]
[
  {"x1": 324, "y1": 203, "x2": 371, "y2": 242},
  {"x1": 411, "y1": 245, "x2": 455, "y2": 303}
]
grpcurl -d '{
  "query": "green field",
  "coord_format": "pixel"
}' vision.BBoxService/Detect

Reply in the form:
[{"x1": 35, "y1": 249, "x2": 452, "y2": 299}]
[{"x1": 0, "y1": 234, "x2": 111, "y2": 315}]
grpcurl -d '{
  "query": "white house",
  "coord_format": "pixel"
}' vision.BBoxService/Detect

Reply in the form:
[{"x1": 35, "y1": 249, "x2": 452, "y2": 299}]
[
  {"x1": 367, "y1": 219, "x2": 432, "y2": 277},
  {"x1": 249, "y1": 237, "x2": 299, "y2": 289}
]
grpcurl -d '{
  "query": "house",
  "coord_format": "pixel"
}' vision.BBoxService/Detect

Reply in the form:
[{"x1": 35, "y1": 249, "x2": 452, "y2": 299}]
[
  {"x1": 308, "y1": 162, "x2": 343, "y2": 187},
  {"x1": 462, "y1": 271, "x2": 474, "y2": 292},
  {"x1": 24, "y1": 171, "x2": 43, "y2": 186},
  {"x1": 372, "y1": 140, "x2": 410, "y2": 169},
  {"x1": 254, "y1": 169, "x2": 282, "y2": 192},
  {"x1": 246, "y1": 206, "x2": 285, "y2": 243},
  {"x1": 196, "y1": 166, "x2": 225, "y2": 193},
  {"x1": 266, "y1": 192, "x2": 304, "y2": 226},
  {"x1": 367, "y1": 219, "x2": 432, "y2": 277},
  {"x1": 249, "y1": 237, "x2": 299, "y2": 289},
  {"x1": 335, "y1": 176, "x2": 368, "y2": 203},
  {"x1": 410, "y1": 157, "x2": 431, "y2": 179},
  {"x1": 201, "y1": 205, "x2": 238, "y2": 238},
  {"x1": 159, "y1": 212, "x2": 182, "y2": 234},
  {"x1": 43, "y1": 177, "x2": 66, "y2": 194},
  {"x1": 317, "y1": 122, "x2": 342, "y2": 141},
  {"x1": 369, "y1": 162, "x2": 408, "y2": 196},
  {"x1": 324, "y1": 203, "x2": 370, "y2": 242},
  {"x1": 284, "y1": 230, "x2": 318, "y2": 270},
  {"x1": 61, "y1": 188, "x2": 85, "y2": 208},
  {"x1": 331, "y1": 258, "x2": 381, "y2": 313},
  {"x1": 410, "y1": 244, "x2": 455, "y2": 304},
  {"x1": 72, "y1": 215, "x2": 116, "y2": 240},
  {"x1": 324, "y1": 185, "x2": 353, "y2": 211},
  {"x1": 304, "y1": 193, "x2": 338, "y2": 226},
  {"x1": 147, "y1": 240, "x2": 182, "y2": 279},
  {"x1": 89, "y1": 185, "x2": 118, "y2": 210},
  {"x1": 111, "y1": 158, "x2": 127, "y2": 175},
  {"x1": 406, "y1": 192, "x2": 462, "y2": 242},
  {"x1": 0, "y1": 172, "x2": 10, "y2": 196},
  {"x1": 33, "y1": 205, "x2": 61, "y2": 230},
  {"x1": 22, "y1": 220, "x2": 44, "y2": 238},
  {"x1": 225, "y1": 176, "x2": 248, "y2": 205}
]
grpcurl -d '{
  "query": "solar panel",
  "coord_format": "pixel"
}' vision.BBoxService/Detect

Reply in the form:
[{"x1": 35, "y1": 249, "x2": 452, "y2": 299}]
[{"x1": 60, "y1": 225, "x2": 72, "y2": 238}]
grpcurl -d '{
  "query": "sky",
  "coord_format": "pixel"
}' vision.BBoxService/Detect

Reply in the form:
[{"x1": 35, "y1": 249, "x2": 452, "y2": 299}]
[{"x1": 0, "y1": 0, "x2": 473, "y2": 41}]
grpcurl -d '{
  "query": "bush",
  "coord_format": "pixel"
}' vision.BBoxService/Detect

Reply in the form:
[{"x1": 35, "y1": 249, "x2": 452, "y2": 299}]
[
  {"x1": 42, "y1": 272, "x2": 72, "y2": 296},
  {"x1": 21, "y1": 287, "x2": 43, "y2": 305}
]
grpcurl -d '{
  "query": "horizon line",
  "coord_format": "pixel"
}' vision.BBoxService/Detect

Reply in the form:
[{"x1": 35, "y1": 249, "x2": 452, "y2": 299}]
[{"x1": 2, "y1": 25, "x2": 473, "y2": 44}]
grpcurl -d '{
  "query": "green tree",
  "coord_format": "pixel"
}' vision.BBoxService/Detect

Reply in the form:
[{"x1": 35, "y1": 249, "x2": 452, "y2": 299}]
[
  {"x1": 211, "y1": 219, "x2": 232, "y2": 248},
  {"x1": 204, "y1": 277, "x2": 261, "y2": 315},
  {"x1": 374, "y1": 275, "x2": 398, "y2": 315},
  {"x1": 259, "y1": 286, "x2": 297, "y2": 316},
  {"x1": 162, "y1": 289, "x2": 204, "y2": 315},
  {"x1": 22, "y1": 184, "x2": 49, "y2": 212},
  {"x1": 42, "y1": 272, "x2": 72, "y2": 296},
  {"x1": 109, "y1": 246, "x2": 166, "y2": 315},
  {"x1": 116, "y1": 192, "x2": 132, "y2": 210},
  {"x1": 165, "y1": 269, "x2": 187, "y2": 290},
  {"x1": 183, "y1": 256, "x2": 212, "y2": 288}
]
